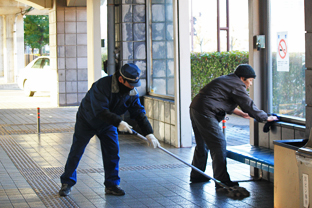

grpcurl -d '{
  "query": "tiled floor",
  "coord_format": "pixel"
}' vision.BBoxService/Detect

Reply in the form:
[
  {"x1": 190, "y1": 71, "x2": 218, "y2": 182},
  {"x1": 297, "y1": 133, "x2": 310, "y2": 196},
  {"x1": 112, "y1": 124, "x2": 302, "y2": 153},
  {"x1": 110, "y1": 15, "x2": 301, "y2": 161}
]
[{"x1": 0, "y1": 86, "x2": 274, "y2": 208}]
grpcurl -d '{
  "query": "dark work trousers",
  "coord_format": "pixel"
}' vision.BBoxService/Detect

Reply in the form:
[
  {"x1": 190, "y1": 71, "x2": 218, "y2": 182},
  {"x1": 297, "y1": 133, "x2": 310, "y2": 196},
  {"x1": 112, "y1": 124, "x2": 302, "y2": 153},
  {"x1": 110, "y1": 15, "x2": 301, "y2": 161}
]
[
  {"x1": 190, "y1": 108, "x2": 231, "y2": 183},
  {"x1": 60, "y1": 114, "x2": 120, "y2": 187}
]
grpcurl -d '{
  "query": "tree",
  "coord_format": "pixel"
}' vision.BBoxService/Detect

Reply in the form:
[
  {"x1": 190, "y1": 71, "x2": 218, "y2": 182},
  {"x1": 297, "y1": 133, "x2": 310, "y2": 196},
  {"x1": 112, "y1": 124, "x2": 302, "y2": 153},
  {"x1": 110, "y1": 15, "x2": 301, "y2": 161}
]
[{"x1": 24, "y1": 15, "x2": 49, "y2": 55}]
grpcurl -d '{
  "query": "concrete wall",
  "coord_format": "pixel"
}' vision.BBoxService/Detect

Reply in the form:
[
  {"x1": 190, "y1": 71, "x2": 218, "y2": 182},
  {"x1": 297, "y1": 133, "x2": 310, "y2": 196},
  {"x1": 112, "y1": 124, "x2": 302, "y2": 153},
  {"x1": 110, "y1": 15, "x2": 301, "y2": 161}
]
[
  {"x1": 50, "y1": 0, "x2": 88, "y2": 106},
  {"x1": 144, "y1": 96, "x2": 176, "y2": 147}
]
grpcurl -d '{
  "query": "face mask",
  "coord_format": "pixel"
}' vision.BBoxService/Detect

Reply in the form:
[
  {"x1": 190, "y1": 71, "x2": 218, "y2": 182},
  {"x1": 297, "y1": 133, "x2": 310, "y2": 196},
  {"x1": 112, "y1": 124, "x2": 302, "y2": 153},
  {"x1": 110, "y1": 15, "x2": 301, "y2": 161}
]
[{"x1": 118, "y1": 78, "x2": 132, "y2": 94}]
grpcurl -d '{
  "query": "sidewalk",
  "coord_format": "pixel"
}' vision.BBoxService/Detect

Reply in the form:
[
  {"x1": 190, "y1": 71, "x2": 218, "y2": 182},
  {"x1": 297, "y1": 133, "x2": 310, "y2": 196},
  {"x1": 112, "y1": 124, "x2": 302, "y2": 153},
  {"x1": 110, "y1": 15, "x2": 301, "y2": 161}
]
[{"x1": 0, "y1": 85, "x2": 273, "y2": 208}]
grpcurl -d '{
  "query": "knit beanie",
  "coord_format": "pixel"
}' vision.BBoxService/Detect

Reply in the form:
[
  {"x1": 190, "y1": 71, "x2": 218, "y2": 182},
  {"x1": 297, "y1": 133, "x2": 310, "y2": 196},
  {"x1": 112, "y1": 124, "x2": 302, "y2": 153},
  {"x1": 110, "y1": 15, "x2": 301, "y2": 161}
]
[{"x1": 234, "y1": 64, "x2": 256, "y2": 79}]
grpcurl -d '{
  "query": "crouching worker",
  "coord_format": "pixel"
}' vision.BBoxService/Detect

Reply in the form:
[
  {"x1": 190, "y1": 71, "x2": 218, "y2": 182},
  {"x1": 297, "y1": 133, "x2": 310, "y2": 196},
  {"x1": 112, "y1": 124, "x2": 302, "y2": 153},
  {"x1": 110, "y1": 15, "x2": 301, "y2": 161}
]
[
  {"x1": 189, "y1": 64, "x2": 277, "y2": 189},
  {"x1": 59, "y1": 63, "x2": 160, "y2": 196}
]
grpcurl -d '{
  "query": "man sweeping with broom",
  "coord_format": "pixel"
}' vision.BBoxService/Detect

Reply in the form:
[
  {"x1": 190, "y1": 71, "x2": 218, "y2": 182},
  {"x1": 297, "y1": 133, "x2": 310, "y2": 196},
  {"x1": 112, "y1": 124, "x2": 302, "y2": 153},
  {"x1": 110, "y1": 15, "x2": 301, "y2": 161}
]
[
  {"x1": 59, "y1": 63, "x2": 160, "y2": 197},
  {"x1": 189, "y1": 64, "x2": 277, "y2": 190}
]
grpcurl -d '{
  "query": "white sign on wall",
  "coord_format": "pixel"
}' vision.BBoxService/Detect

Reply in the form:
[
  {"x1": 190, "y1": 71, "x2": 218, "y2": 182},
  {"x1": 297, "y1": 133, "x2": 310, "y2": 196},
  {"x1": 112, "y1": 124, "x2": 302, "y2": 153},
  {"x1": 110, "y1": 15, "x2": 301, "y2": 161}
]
[
  {"x1": 303, "y1": 174, "x2": 309, "y2": 208},
  {"x1": 277, "y1": 31, "x2": 289, "y2": 72}
]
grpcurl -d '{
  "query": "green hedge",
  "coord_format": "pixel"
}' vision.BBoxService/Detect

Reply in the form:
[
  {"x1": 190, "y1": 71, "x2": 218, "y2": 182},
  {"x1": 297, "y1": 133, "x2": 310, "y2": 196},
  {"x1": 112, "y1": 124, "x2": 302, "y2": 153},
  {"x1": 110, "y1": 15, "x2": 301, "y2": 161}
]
[{"x1": 191, "y1": 51, "x2": 249, "y2": 99}]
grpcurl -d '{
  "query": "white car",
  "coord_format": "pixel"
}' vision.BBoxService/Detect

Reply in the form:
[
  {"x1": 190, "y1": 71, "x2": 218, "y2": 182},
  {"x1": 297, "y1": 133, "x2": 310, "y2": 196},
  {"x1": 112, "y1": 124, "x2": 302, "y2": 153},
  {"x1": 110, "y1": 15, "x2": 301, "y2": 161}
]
[{"x1": 17, "y1": 56, "x2": 53, "y2": 97}]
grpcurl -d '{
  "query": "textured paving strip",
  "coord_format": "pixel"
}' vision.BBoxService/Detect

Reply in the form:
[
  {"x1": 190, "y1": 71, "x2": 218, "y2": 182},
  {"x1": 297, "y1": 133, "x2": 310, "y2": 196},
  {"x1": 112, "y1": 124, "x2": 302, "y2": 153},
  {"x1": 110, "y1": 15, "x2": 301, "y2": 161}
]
[
  {"x1": 0, "y1": 122, "x2": 75, "y2": 135},
  {"x1": 42, "y1": 164, "x2": 188, "y2": 179},
  {"x1": 0, "y1": 135, "x2": 79, "y2": 208}
]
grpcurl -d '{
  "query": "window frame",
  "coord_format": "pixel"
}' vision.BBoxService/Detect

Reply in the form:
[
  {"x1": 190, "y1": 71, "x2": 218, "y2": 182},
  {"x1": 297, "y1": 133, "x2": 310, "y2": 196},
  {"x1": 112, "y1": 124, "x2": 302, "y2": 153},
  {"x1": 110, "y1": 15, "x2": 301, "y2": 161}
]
[{"x1": 268, "y1": 0, "x2": 306, "y2": 124}]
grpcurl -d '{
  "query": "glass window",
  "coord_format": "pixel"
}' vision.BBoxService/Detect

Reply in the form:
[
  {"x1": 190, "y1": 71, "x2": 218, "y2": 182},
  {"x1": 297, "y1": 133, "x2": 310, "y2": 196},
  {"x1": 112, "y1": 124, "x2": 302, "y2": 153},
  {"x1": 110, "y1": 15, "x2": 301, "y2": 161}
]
[
  {"x1": 42, "y1": 58, "x2": 50, "y2": 68},
  {"x1": 149, "y1": 0, "x2": 174, "y2": 97},
  {"x1": 191, "y1": 1, "x2": 217, "y2": 52},
  {"x1": 229, "y1": 0, "x2": 248, "y2": 51},
  {"x1": 191, "y1": 0, "x2": 248, "y2": 52},
  {"x1": 271, "y1": 0, "x2": 305, "y2": 119},
  {"x1": 31, "y1": 59, "x2": 43, "y2": 69}
]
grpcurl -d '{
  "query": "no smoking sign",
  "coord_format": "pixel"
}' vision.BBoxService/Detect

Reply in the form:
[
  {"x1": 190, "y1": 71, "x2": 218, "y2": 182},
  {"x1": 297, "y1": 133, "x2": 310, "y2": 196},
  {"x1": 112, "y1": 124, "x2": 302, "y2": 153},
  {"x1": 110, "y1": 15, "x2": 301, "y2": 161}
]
[
  {"x1": 278, "y1": 39, "x2": 287, "y2": 59},
  {"x1": 277, "y1": 32, "x2": 289, "y2": 72}
]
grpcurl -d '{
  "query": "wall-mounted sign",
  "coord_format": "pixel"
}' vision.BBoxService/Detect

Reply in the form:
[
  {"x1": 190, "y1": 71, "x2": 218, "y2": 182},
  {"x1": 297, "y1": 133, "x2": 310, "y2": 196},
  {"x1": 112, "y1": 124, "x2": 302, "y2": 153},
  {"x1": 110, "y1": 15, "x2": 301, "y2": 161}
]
[{"x1": 277, "y1": 31, "x2": 289, "y2": 72}]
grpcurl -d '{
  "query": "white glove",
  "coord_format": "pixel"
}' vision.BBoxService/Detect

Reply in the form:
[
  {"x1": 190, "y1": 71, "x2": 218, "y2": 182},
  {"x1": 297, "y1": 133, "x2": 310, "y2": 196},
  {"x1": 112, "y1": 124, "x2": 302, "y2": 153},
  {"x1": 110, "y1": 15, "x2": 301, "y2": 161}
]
[
  {"x1": 118, "y1": 121, "x2": 133, "y2": 134},
  {"x1": 267, "y1": 116, "x2": 278, "y2": 122},
  {"x1": 146, "y1": 134, "x2": 160, "y2": 148}
]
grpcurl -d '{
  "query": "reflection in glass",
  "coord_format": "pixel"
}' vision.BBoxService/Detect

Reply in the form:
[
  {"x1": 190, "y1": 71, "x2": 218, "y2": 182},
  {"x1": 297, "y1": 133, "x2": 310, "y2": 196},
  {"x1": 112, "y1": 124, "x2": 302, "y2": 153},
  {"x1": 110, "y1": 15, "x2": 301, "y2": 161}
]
[
  {"x1": 271, "y1": 0, "x2": 305, "y2": 118},
  {"x1": 152, "y1": 78, "x2": 166, "y2": 95}
]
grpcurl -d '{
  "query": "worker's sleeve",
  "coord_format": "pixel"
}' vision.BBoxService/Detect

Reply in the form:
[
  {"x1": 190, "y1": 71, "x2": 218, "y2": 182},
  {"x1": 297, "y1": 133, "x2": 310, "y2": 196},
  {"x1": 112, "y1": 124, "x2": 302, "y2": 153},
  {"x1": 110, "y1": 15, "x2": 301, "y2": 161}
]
[
  {"x1": 232, "y1": 88, "x2": 268, "y2": 122},
  {"x1": 98, "y1": 109, "x2": 122, "y2": 127},
  {"x1": 127, "y1": 96, "x2": 153, "y2": 136},
  {"x1": 127, "y1": 95, "x2": 146, "y2": 119},
  {"x1": 135, "y1": 112, "x2": 153, "y2": 136}
]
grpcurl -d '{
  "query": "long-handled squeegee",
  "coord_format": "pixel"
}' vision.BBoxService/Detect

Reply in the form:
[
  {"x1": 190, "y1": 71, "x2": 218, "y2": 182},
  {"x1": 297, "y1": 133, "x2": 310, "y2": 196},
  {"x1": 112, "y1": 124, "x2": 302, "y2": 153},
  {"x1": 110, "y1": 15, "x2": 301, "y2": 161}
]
[{"x1": 132, "y1": 129, "x2": 250, "y2": 198}]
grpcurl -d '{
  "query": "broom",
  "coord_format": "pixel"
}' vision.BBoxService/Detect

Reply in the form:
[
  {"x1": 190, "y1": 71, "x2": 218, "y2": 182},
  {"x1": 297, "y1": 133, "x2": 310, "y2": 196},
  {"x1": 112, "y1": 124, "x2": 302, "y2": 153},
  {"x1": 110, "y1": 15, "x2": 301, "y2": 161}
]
[{"x1": 132, "y1": 129, "x2": 250, "y2": 198}]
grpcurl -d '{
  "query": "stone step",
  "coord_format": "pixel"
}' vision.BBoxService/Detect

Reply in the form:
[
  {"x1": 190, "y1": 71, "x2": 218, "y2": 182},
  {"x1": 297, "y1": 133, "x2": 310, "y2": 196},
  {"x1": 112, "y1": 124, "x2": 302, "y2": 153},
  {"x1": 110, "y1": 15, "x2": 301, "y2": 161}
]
[{"x1": 0, "y1": 83, "x2": 19, "y2": 89}]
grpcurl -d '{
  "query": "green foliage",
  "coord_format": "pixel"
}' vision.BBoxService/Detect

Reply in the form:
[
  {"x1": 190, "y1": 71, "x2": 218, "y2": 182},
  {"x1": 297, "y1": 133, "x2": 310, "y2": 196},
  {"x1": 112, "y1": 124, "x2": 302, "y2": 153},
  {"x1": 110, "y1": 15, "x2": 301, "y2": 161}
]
[
  {"x1": 24, "y1": 15, "x2": 49, "y2": 54},
  {"x1": 190, "y1": 51, "x2": 305, "y2": 118},
  {"x1": 191, "y1": 51, "x2": 249, "y2": 99},
  {"x1": 272, "y1": 52, "x2": 305, "y2": 118}
]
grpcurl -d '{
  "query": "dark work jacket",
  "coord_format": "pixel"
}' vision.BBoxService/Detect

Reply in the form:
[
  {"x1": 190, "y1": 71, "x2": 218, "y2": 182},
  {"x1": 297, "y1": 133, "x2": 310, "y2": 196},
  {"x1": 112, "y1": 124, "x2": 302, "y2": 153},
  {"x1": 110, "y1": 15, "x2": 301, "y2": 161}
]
[
  {"x1": 190, "y1": 73, "x2": 268, "y2": 122},
  {"x1": 78, "y1": 74, "x2": 149, "y2": 131}
]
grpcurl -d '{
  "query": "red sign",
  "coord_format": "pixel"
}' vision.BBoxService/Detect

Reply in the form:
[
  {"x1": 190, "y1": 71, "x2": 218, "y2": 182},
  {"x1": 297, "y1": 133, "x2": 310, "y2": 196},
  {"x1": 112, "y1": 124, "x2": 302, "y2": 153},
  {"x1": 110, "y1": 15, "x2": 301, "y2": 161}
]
[{"x1": 278, "y1": 39, "x2": 287, "y2": 59}]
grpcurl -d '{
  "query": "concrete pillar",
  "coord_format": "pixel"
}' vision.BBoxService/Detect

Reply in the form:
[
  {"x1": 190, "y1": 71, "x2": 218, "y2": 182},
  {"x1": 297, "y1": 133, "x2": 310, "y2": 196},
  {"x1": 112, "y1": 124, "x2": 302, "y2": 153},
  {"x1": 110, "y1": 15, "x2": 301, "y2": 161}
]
[
  {"x1": 248, "y1": 0, "x2": 262, "y2": 146},
  {"x1": 174, "y1": 0, "x2": 192, "y2": 147},
  {"x1": 248, "y1": 0, "x2": 269, "y2": 143},
  {"x1": 0, "y1": 16, "x2": 3, "y2": 78},
  {"x1": 14, "y1": 14, "x2": 25, "y2": 81},
  {"x1": 2, "y1": 16, "x2": 7, "y2": 81},
  {"x1": 107, "y1": 0, "x2": 115, "y2": 75},
  {"x1": 49, "y1": 0, "x2": 58, "y2": 106},
  {"x1": 305, "y1": 0, "x2": 312, "y2": 138},
  {"x1": 3, "y1": 14, "x2": 15, "y2": 83},
  {"x1": 248, "y1": 0, "x2": 269, "y2": 179},
  {"x1": 87, "y1": 0, "x2": 101, "y2": 88}
]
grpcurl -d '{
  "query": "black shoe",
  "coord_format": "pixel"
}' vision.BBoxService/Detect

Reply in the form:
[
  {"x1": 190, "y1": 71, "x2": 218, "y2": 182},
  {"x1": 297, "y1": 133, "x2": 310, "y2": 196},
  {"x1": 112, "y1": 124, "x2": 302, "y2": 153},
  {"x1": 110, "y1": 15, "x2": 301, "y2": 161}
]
[
  {"x1": 59, "y1": 184, "x2": 72, "y2": 196},
  {"x1": 190, "y1": 176, "x2": 211, "y2": 183},
  {"x1": 105, "y1": 185, "x2": 125, "y2": 196},
  {"x1": 216, "y1": 181, "x2": 239, "y2": 189}
]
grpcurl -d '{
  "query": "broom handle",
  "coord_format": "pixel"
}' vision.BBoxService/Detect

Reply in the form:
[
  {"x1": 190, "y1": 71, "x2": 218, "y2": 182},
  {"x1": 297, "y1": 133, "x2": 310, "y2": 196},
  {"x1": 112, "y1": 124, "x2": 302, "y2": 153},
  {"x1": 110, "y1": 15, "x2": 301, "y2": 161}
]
[{"x1": 131, "y1": 130, "x2": 228, "y2": 189}]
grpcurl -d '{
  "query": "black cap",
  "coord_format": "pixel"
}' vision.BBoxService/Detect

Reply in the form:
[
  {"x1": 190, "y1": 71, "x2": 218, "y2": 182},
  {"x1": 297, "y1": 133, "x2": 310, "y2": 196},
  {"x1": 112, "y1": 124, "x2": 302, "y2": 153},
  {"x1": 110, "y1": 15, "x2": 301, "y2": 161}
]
[
  {"x1": 120, "y1": 63, "x2": 141, "y2": 87},
  {"x1": 234, "y1": 64, "x2": 256, "y2": 79}
]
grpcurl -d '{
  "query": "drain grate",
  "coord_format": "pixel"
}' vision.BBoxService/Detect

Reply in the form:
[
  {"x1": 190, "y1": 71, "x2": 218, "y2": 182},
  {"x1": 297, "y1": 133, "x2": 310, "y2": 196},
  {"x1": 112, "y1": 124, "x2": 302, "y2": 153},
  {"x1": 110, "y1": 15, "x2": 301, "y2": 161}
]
[{"x1": 0, "y1": 135, "x2": 79, "y2": 208}]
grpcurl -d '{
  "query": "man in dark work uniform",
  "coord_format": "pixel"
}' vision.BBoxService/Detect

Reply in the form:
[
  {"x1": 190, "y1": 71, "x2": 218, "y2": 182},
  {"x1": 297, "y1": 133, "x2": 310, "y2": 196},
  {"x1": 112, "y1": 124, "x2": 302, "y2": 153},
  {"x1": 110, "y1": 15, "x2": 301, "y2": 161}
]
[
  {"x1": 189, "y1": 64, "x2": 277, "y2": 189},
  {"x1": 59, "y1": 63, "x2": 160, "y2": 196}
]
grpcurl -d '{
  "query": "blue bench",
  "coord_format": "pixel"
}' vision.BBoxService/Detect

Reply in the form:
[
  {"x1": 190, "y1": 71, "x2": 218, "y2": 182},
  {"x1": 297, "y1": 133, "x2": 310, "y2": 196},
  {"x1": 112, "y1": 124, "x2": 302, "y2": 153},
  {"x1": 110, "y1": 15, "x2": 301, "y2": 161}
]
[{"x1": 226, "y1": 144, "x2": 274, "y2": 173}]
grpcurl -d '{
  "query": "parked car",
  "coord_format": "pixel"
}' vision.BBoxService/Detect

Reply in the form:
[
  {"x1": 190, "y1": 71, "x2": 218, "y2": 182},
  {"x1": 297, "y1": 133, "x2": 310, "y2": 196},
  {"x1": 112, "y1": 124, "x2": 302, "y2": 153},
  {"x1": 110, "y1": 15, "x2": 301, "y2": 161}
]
[{"x1": 17, "y1": 56, "x2": 52, "y2": 97}]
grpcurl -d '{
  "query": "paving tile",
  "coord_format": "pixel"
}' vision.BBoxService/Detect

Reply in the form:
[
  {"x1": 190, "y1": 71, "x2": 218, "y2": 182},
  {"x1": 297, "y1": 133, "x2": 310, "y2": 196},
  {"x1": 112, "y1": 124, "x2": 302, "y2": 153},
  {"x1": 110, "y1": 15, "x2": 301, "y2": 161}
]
[{"x1": 0, "y1": 88, "x2": 275, "y2": 208}]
